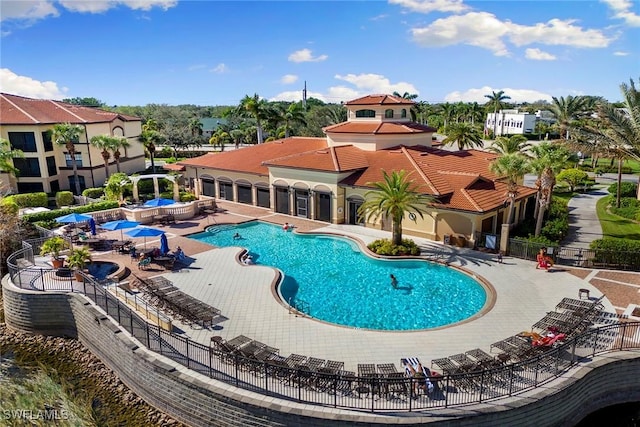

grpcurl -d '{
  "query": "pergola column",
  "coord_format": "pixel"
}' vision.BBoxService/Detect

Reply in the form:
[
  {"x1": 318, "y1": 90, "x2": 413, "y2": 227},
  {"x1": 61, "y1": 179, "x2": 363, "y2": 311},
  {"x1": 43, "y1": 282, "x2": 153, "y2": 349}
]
[{"x1": 153, "y1": 177, "x2": 160, "y2": 198}]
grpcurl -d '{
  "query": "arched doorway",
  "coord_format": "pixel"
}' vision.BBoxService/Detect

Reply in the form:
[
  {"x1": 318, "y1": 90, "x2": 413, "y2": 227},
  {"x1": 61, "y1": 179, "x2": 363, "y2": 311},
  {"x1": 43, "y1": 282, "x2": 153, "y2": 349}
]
[
  {"x1": 273, "y1": 180, "x2": 290, "y2": 215},
  {"x1": 346, "y1": 195, "x2": 364, "y2": 225},
  {"x1": 292, "y1": 182, "x2": 310, "y2": 218},
  {"x1": 313, "y1": 185, "x2": 332, "y2": 222}
]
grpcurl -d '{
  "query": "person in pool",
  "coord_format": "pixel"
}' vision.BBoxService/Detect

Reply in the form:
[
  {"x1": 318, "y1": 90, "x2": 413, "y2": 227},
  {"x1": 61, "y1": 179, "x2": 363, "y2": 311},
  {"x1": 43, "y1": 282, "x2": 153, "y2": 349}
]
[{"x1": 390, "y1": 274, "x2": 398, "y2": 289}]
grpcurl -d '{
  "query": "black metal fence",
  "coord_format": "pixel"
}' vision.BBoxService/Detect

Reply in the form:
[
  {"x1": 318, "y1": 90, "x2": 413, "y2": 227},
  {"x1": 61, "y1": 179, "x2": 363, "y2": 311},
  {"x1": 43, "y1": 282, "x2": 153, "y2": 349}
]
[
  {"x1": 6, "y1": 258, "x2": 640, "y2": 412},
  {"x1": 507, "y1": 239, "x2": 640, "y2": 271}
]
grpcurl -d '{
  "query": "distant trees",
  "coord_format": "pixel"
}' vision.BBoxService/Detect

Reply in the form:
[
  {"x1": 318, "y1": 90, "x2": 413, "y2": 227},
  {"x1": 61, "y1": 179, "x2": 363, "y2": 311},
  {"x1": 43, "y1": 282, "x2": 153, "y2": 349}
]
[{"x1": 52, "y1": 123, "x2": 85, "y2": 195}]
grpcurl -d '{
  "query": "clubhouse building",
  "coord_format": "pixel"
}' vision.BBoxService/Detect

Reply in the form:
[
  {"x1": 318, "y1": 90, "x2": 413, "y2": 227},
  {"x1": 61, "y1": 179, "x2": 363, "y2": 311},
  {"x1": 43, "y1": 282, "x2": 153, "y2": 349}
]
[{"x1": 180, "y1": 94, "x2": 537, "y2": 247}]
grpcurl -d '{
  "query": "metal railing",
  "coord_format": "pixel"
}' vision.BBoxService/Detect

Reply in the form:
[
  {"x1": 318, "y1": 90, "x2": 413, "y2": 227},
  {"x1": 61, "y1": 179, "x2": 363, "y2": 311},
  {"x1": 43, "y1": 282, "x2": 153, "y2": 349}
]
[
  {"x1": 7, "y1": 263, "x2": 640, "y2": 412},
  {"x1": 507, "y1": 239, "x2": 640, "y2": 271}
]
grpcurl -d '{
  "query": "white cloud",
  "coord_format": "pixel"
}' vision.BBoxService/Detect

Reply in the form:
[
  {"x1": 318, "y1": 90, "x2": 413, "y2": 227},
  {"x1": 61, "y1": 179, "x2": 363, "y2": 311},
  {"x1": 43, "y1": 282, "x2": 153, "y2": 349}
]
[
  {"x1": 525, "y1": 48, "x2": 556, "y2": 61},
  {"x1": 59, "y1": 0, "x2": 177, "y2": 13},
  {"x1": 211, "y1": 63, "x2": 228, "y2": 74},
  {"x1": 444, "y1": 86, "x2": 553, "y2": 104},
  {"x1": 272, "y1": 74, "x2": 419, "y2": 103},
  {"x1": 288, "y1": 48, "x2": 328, "y2": 63},
  {"x1": 601, "y1": 0, "x2": 640, "y2": 26},
  {"x1": 334, "y1": 73, "x2": 419, "y2": 95},
  {"x1": 280, "y1": 74, "x2": 298, "y2": 84},
  {"x1": 389, "y1": 0, "x2": 469, "y2": 14},
  {"x1": 0, "y1": 68, "x2": 68, "y2": 99},
  {"x1": 613, "y1": 51, "x2": 629, "y2": 56},
  {"x1": 0, "y1": 1, "x2": 59, "y2": 22},
  {"x1": 370, "y1": 14, "x2": 389, "y2": 21},
  {"x1": 1, "y1": 0, "x2": 176, "y2": 23},
  {"x1": 411, "y1": 12, "x2": 613, "y2": 56}
]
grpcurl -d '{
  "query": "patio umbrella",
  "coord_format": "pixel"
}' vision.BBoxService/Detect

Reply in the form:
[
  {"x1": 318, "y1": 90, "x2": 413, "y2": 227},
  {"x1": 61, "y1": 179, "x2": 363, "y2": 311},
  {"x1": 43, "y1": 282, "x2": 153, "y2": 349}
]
[
  {"x1": 143, "y1": 198, "x2": 175, "y2": 207},
  {"x1": 125, "y1": 226, "x2": 165, "y2": 250},
  {"x1": 89, "y1": 218, "x2": 97, "y2": 236},
  {"x1": 55, "y1": 212, "x2": 93, "y2": 224},
  {"x1": 100, "y1": 219, "x2": 140, "y2": 241},
  {"x1": 160, "y1": 233, "x2": 169, "y2": 256}
]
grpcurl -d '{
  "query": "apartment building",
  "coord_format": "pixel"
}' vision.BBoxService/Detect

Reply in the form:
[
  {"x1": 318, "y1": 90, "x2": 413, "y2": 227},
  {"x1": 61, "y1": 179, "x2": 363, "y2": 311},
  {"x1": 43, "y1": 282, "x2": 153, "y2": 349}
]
[
  {"x1": 0, "y1": 93, "x2": 145, "y2": 194},
  {"x1": 485, "y1": 109, "x2": 537, "y2": 137}
]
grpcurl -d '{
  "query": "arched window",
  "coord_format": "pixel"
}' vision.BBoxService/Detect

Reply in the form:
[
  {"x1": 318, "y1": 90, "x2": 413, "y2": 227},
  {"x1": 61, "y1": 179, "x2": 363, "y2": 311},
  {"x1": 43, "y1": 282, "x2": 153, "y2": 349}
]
[
  {"x1": 385, "y1": 109, "x2": 394, "y2": 118},
  {"x1": 401, "y1": 109, "x2": 407, "y2": 118},
  {"x1": 355, "y1": 109, "x2": 376, "y2": 118}
]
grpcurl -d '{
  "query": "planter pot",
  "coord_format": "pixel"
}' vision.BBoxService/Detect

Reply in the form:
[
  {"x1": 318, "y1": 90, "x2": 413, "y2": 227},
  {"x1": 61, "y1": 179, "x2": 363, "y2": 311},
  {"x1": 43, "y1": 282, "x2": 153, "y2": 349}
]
[
  {"x1": 74, "y1": 271, "x2": 85, "y2": 282},
  {"x1": 51, "y1": 259, "x2": 64, "y2": 269}
]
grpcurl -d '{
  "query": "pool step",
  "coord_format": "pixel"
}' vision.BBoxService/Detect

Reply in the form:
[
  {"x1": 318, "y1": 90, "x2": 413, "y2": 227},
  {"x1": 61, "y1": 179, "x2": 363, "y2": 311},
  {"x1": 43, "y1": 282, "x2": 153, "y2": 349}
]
[{"x1": 205, "y1": 225, "x2": 236, "y2": 235}]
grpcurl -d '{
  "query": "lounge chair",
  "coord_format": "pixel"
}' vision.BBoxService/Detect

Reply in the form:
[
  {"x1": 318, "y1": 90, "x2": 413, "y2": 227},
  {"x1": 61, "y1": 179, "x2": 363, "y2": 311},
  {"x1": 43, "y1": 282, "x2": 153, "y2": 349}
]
[
  {"x1": 402, "y1": 357, "x2": 434, "y2": 394},
  {"x1": 137, "y1": 257, "x2": 151, "y2": 270}
]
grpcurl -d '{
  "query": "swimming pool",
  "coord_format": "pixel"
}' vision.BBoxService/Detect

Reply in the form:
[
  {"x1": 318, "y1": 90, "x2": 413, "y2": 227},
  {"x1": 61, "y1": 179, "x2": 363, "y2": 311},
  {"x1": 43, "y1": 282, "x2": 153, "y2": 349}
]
[{"x1": 189, "y1": 222, "x2": 487, "y2": 331}]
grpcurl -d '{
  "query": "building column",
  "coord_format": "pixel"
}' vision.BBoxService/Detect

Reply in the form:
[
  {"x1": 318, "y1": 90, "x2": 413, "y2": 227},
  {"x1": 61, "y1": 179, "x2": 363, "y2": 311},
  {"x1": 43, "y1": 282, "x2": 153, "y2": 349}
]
[
  {"x1": 153, "y1": 177, "x2": 160, "y2": 198},
  {"x1": 172, "y1": 180, "x2": 180, "y2": 201},
  {"x1": 309, "y1": 190, "x2": 315, "y2": 220}
]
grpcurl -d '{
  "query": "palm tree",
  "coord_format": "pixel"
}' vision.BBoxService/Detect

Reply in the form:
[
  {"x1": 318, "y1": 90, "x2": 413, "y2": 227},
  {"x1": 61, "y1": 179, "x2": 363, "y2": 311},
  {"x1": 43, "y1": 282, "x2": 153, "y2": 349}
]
[
  {"x1": 529, "y1": 142, "x2": 574, "y2": 236},
  {"x1": 138, "y1": 129, "x2": 165, "y2": 173},
  {"x1": 486, "y1": 135, "x2": 531, "y2": 155},
  {"x1": 89, "y1": 134, "x2": 116, "y2": 179},
  {"x1": 281, "y1": 102, "x2": 307, "y2": 138},
  {"x1": 111, "y1": 136, "x2": 130, "y2": 173},
  {"x1": 467, "y1": 102, "x2": 484, "y2": 125},
  {"x1": 549, "y1": 95, "x2": 588, "y2": 140},
  {"x1": 570, "y1": 77, "x2": 640, "y2": 207},
  {"x1": 393, "y1": 92, "x2": 419, "y2": 121},
  {"x1": 439, "y1": 103, "x2": 456, "y2": 131},
  {"x1": 442, "y1": 122, "x2": 484, "y2": 150},
  {"x1": 52, "y1": 123, "x2": 85, "y2": 195},
  {"x1": 489, "y1": 153, "x2": 531, "y2": 225},
  {"x1": 188, "y1": 118, "x2": 203, "y2": 136},
  {"x1": 237, "y1": 94, "x2": 272, "y2": 144},
  {"x1": 484, "y1": 90, "x2": 511, "y2": 138},
  {"x1": 358, "y1": 170, "x2": 434, "y2": 246},
  {"x1": 0, "y1": 137, "x2": 24, "y2": 179}
]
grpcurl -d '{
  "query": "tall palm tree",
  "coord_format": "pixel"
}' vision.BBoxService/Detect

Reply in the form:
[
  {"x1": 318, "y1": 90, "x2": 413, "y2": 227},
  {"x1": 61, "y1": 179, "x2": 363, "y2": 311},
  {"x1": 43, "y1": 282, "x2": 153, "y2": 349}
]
[
  {"x1": 281, "y1": 102, "x2": 307, "y2": 138},
  {"x1": 138, "y1": 129, "x2": 165, "y2": 173},
  {"x1": 549, "y1": 95, "x2": 588, "y2": 140},
  {"x1": 238, "y1": 94, "x2": 272, "y2": 144},
  {"x1": 484, "y1": 90, "x2": 511, "y2": 138},
  {"x1": 529, "y1": 143, "x2": 573, "y2": 236},
  {"x1": 0, "y1": 137, "x2": 24, "y2": 179},
  {"x1": 89, "y1": 134, "x2": 116, "y2": 180},
  {"x1": 486, "y1": 135, "x2": 531, "y2": 155},
  {"x1": 442, "y1": 122, "x2": 484, "y2": 150},
  {"x1": 52, "y1": 123, "x2": 85, "y2": 195},
  {"x1": 439, "y1": 103, "x2": 456, "y2": 131},
  {"x1": 111, "y1": 136, "x2": 130, "y2": 173},
  {"x1": 570, "y1": 77, "x2": 640, "y2": 207},
  {"x1": 489, "y1": 153, "x2": 531, "y2": 225},
  {"x1": 358, "y1": 170, "x2": 434, "y2": 246},
  {"x1": 467, "y1": 102, "x2": 484, "y2": 125},
  {"x1": 188, "y1": 118, "x2": 203, "y2": 136}
]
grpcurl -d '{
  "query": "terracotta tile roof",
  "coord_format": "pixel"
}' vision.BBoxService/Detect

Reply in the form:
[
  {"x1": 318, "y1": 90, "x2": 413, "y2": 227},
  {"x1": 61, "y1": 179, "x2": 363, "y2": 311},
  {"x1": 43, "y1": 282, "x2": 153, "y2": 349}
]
[
  {"x1": 341, "y1": 146, "x2": 537, "y2": 213},
  {"x1": 162, "y1": 163, "x2": 185, "y2": 172},
  {"x1": 177, "y1": 137, "x2": 327, "y2": 175},
  {"x1": 264, "y1": 145, "x2": 369, "y2": 172},
  {"x1": 323, "y1": 121, "x2": 436, "y2": 134},
  {"x1": 345, "y1": 94, "x2": 415, "y2": 106},
  {"x1": 0, "y1": 93, "x2": 140, "y2": 125}
]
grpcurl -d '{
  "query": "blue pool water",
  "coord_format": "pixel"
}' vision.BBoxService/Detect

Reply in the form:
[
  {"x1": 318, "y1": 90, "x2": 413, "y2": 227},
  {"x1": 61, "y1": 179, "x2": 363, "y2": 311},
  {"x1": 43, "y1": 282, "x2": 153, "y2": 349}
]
[
  {"x1": 87, "y1": 261, "x2": 118, "y2": 280},
  {"x1": 189, "y1": 222, "x2": 487, "y2": 331}
]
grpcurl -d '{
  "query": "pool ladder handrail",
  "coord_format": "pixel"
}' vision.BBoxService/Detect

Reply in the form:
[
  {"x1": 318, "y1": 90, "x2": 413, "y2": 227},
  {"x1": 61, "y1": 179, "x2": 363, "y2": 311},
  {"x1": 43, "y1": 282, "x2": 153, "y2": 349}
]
[{"x1": 288, "y1": 297, "x2": 310, "y2": 317}]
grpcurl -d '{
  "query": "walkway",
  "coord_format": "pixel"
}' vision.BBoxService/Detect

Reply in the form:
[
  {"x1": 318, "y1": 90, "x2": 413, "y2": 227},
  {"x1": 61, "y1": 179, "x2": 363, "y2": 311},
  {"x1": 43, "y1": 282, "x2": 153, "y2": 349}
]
[{"x1": 563, "y1": 189, "x2": 607, "y2": 248}]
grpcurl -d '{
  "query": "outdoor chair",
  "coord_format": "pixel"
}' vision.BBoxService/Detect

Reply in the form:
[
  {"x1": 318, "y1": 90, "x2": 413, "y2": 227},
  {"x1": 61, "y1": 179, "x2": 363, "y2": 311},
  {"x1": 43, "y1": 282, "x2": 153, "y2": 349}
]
[{"x1": 137, "y1": 257, "x2": 151, "y2": 270}]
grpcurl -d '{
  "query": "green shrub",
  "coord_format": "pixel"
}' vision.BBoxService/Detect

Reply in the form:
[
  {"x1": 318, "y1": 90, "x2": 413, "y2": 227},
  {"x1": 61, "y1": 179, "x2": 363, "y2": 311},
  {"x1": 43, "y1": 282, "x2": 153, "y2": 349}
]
[
  {"x1": 22, "y1": 200, "x2": 119, "y2": 226},
  {"x1": 0, "y1": 200, "x2": 19, "y2": 215},
  {"x1": 540, "y1": 217, "x2": 569, "y2": 241},
  {"x1": 607, "y1": 181, "x2": 638, "y2": 198},
  {"x1": 55, "y1": 191, "x2": 74, "y2": 207},
  {"x1": 590, "y1": 239, "x2": 640, "y2": 268},
  {"x1": 367, "y1": 238, "x2": 420, "y2": 256},
  {"x1": 3, "y1": 192, "x2": 48, "y2": 208},
  {"x1": 82, "y1": 187, "x2": 105, "y2": 199},
  {"x1": 180, "y1": 192, "x2": 196, "y2": 202},
  {"x1": 610, "y1": 206, "x2": 638, "y2": 220}
]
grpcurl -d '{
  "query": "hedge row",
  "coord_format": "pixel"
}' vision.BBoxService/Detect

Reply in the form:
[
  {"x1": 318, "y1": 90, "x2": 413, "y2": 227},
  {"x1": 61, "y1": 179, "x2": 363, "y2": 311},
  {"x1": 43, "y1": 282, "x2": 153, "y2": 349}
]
[
  {"x1": 22, "y1": 200, "x2": 120, "y2": 224},
  {"x1": 590, "y1": 239, "x2": 640, "y2": 268}
]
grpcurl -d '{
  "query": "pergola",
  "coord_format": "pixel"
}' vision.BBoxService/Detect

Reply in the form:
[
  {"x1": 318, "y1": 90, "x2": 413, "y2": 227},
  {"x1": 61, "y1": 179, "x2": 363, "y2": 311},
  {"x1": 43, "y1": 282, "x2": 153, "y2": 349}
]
[{"x1": 129, "y1": 174, "x2": 181, "y2": 202}]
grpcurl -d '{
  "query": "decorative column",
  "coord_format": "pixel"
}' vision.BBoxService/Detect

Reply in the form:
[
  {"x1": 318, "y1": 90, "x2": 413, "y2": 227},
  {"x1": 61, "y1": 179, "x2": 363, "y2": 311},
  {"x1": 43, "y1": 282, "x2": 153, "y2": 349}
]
[
  {"x1": 153, "y1": 177, "x2": 160, "y2": 199},
  {"x1": 172, "y1": 179, "x2": 180, "y2": 201},
  {"x1": 131, "y1": 176, "x2": 140, "y2": 202}
]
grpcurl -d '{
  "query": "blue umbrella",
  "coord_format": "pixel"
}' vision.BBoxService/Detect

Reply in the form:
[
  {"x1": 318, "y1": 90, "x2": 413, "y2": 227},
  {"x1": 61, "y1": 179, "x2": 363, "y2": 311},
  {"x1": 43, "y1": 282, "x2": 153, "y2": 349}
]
[
  {"x1": 55, "y1": 212, "x2": 93, "y2": 224},
  {"x1": 143, "y1": 198, "x2": 175, "y2": 207},
  {"x1": 160, "y1": 233, "x2": 169, "y2": 256},
  {"x1": 89, "y1": 218, "x2": 97, "y2": 236},
  {"x1": 101, "y1": 220, "x2": 140, "y2": 241},
  {"x1": 125, "y1": 226, "x2": 165, "y2": 250}
]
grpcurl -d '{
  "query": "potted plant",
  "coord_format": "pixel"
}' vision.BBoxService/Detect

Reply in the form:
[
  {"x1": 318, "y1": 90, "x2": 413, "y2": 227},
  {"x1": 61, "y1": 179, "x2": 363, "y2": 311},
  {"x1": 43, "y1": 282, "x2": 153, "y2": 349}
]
[
  {"x1": 40, "y1": 236, "x2": 69, "y2": 268},
  {"x1": 66, "y1": 246, "x2": 92, "y2": 282}
]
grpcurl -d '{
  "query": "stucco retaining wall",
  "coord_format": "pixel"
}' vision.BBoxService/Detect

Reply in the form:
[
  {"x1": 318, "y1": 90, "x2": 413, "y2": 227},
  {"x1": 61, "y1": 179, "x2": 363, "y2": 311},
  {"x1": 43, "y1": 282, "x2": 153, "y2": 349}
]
[{"x1": 3, "y1": 276, "x2": 639, "y2": 426}]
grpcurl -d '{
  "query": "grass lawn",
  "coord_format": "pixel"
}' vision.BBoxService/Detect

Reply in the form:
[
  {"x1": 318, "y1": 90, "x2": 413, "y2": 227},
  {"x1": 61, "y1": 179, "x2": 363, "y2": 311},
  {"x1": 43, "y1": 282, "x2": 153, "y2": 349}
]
[
  {"x1": 584, "y1": 157, "x2": 640, "y2": 174},
  {"x1": 596, "y1": 197, "x2": 640, "y2": 240}
]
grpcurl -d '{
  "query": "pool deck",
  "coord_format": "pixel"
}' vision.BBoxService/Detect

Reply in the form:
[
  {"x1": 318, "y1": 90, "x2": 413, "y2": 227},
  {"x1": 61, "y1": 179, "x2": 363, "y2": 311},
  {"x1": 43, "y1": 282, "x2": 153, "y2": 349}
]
[{"x1": 89, "y1": 201, "x2": 640, "y2": 372}]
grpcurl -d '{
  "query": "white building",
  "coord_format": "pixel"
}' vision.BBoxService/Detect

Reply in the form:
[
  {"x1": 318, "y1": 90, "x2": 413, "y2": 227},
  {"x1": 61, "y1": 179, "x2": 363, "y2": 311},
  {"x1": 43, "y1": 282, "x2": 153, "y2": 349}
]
[{"x1": 485, "y1": 109, "x2": 537, "y2": 137}]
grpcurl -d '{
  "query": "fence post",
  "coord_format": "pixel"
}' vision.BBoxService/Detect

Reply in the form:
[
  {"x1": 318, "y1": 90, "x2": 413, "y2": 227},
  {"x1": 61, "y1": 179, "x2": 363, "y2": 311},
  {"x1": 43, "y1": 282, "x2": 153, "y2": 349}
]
[
  {"x1": 186, "y1": 338, "x2": 190, "y2": 369},
  {"x1": 592, "y1": 329, "x2": 599, "y2": 356},
  {"x1": 146, "y1": 323, "x2": 150, "y2": 349},
  {"x1": 209, "y1": 346, "x2": 213, "y2": 379},
  {"x1": 620, "y1": 323, "x2": 627, "y2": 350},
  {"x1": 479, "y1": 370, "x2": 485, "y2": 403},
  {"x1": 129, "y1": 307, "x2": 134, "y2": 334},
  {"x1": 534, "y1": 357, "x2": 540, "y2": 387},
  {"x1": 508, "y1": 364, "x2": 514, "y2": 396},
  {"x1": 264, "y1": 362, "x2": 268, "y2": 394},
  {"x1": 444, "y1": 375, "x2": 449, "y2": 408},
  {"x1": 234, "y1": 354, "x2": 239, "y2": 387}
]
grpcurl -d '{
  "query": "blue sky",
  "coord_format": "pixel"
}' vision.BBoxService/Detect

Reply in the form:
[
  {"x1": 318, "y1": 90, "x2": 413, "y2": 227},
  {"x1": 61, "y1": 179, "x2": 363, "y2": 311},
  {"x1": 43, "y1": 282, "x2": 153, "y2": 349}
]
[{"x1": 1, "y1": 0, "x2": 638, "y2": 106}]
